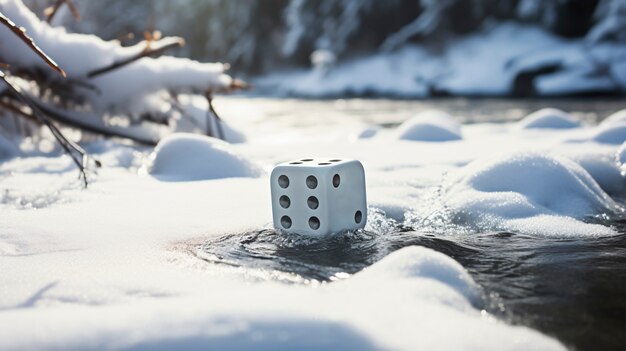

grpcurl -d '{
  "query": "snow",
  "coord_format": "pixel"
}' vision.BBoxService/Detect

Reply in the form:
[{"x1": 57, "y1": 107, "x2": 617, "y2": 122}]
[
  {"x1": 0, "y1": 0, "x2": 233, "y2": 115},
  {"x1": 148, "y1": 134, "x2": 262, "y2": 181},
  {"x1": 257, "y1": 22, "x2": 626, "y2": 97},
  {"x1": 1, "y1": 97, "x2": 624, "y2": 350},
  {"x1": 517, "y1": 108, "x2": 581, "y2": 129},
  {"x1": 395, "y1": 110, "x2": 462, "y2": 142},
  {"x1": 354, "y1": 126, "x2": 381, "y2": 140},
  {"x1": 601, "y1": 109, "x2": 626, "y2": 125},
  {"x1": 570, "y1": 152, "x2": 624, "y2": 196},
  {"x1": 592, "y1": 123, "x2": 626, "y2": 144},
  {"x1": 617, "y1": 141, "x2": 626, "y2": 176},
  {"x1": 257, "y1": 45, "x2": 434, "y2": 97},
  {"x1": 442, "y1": 153, "x2": 619, "y2": 236}
]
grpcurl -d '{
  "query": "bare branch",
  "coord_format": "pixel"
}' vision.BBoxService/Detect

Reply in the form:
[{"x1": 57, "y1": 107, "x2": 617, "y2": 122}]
[
  {"x1": 0, "y1": 99, "x2": 40, "y2": 124},
  {"x1": 0, "y1": 11, "x2": 66, "y2": 77},
  {"x1": 87, "y1": 38, "x2": 185, "y2": 78},
  {"x1": 0, "y1": 71, "x2": 92, "y2": 186},
  {"x1": 31, "y1": 99, "x2": 159, "y2": 146},
  {"x1": 205, "y1": 91, "x2": 223, "y2": 140},
  {"x1": 45, "y1": 0, "x2": 80, "y2": 24},
  {"x1": 65, "y1": 0, "x2": 80, "y2": 21}
]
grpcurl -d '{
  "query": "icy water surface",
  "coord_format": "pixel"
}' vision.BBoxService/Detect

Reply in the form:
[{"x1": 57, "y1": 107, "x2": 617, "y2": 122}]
[
  {"x1": 202, "y1": 96, "x2": 626, "y2": 351},
  {"x1": 214, "y1": 95, "x2": 626, "y2": 129},
  {"x1": 199, "y1": 225, "x2": 625, "y2": 351}
]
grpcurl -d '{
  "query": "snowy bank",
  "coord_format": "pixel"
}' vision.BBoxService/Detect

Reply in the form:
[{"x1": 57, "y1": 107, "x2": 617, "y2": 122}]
[
  {"x1": 257, "y1": 22, "x2": 626, "y2": 98},
  {"x1": 1, "y1": 97, "x2": 624, "y2": 350}
]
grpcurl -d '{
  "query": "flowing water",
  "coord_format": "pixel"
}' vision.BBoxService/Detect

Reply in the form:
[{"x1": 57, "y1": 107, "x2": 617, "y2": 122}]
[{"x1": 200, "y1": 96, "x2": 626, "y2": 351}]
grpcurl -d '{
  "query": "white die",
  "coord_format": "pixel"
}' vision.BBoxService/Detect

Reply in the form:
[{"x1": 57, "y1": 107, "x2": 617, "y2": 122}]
[{"x1": 270, "y1": 158, "x2": 367, "y2": 236}]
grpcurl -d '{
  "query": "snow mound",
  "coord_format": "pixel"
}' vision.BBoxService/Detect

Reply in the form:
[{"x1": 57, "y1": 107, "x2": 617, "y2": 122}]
[
  {"x1": 444, "y1": 153, "x2": 619, "y2": 236},
  {"x1": 570, "y1": 153, "x2": 623, "y2": 197},
  {"x1": 601, "y1": 109, "x2": 626, "y2": 126},
  {"x1": 617, "y1": 142, "x2": 626, "y2": 176},
  {"x1": 591, "y1": 123, "x2": 626, "y2": 144},
  {"x1": 517, "y1": 108, "x2": 580, "y2": 129},
  {"x1": 395, "y1": 110, "x2": 462, "y2": 142},
  {"x1": 355, "y1": 126, "x2": 381, "y2": 139},
  {"x1": 355, "y1": 246, "x2": 480, "y2": 305},
  {"x1": 148, "y1": 134, "x2": 262, "y2": 181}
]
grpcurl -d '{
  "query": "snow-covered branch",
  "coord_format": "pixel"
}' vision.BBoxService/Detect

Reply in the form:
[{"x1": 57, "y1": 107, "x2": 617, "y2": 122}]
[{"x1": 0, "y1": 0, "x2": 245, "y2": 153}]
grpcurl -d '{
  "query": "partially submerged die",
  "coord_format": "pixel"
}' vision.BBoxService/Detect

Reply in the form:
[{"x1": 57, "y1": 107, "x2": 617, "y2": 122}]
[{"x1": 270, "y1": 158, "x2": 367, "y2": 236}]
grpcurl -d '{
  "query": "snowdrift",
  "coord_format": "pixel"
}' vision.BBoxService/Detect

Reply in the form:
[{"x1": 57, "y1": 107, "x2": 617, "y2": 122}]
[
  {"x1": 395, "y1": 110, "x2": 462, "y2": 142},
  {"x1": 148, "y1": 134, "x2": 262, "y2": 181},
  {"x1": 443, "y1": 153, "x2": 620, "y2": 236},
  {"x1": 516, "y1": 108, "x2": 581, "y2": 129}
]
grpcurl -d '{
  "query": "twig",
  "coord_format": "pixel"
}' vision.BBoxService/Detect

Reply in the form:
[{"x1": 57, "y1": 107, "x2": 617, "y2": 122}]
[
  {"x1": 0, "y1": 71, "x2": 91, "y2": 186},
  {"x1": 0, "y1": 12, "x2": 66, "y2": 77},
  {"x1": 87, "y1": 38, "x2": 185, "y2": 78},
  {"x1": 0, "y1": 99, "x2": 40, "y2": 124},
  {"x1": 205, "y1": 91, "x2": 223, "y2": 140},
  {"x1": 29, "y1": 98, "x2": 159, "y2": 146},
  {"x1": 45, "y1": 0, "x2": 80, "y2": 24}
]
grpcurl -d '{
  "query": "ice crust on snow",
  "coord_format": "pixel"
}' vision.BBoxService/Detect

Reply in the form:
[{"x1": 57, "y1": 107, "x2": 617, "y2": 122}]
[
  {"x1": 395, "y1": 110, "x2": 462, "y2": 142},
  {"x1": 148, "y1": 134, "x2": 262, "y2": 181},
  {"x1": 516, "y1": 108, "x2": 581, "y2": 129}
]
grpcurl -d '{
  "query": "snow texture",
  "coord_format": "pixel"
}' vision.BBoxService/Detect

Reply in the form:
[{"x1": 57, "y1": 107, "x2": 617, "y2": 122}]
[
  {"x1": 443, "y1": 153, "x2": 619, "y2": 236},
  {"x1": 0, "y1": 97, "x2": 622, "y2": 350},
  {"x1": 0, "y1": 1, "x2": 623, "y2": 347}
]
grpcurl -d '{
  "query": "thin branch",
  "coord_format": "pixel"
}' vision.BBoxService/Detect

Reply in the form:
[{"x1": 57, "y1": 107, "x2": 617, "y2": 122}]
[
  {"x1": 205, "y1": 91, "x2": 223, "y2": 140},
  {"x1": 45, "y1": 0, "x2": 80, "y2": 23},
  {"x1": 0, "y1": 71, "x2": 91, "y2": 186},
  {"x1": 0, "y1": 12, "x2": 66, "y2": 77},
  {"x1": 0, "y1": 99, "x2": 40, "y2": 124},
  {"x1": 44, "y1": 0, "x2": 63, "y2": 23},
  {"x1": 87, "y1": 38, "x2": 185, "y2": 78},
  {"x1": 29, "y1": 99, "x2": 159, "y2": 146}
]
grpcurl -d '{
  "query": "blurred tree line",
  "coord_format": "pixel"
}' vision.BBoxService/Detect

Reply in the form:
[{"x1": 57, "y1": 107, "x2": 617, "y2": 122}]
[{"x1": 24, "y1": 0, "x2": 625, "y2": 75}]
